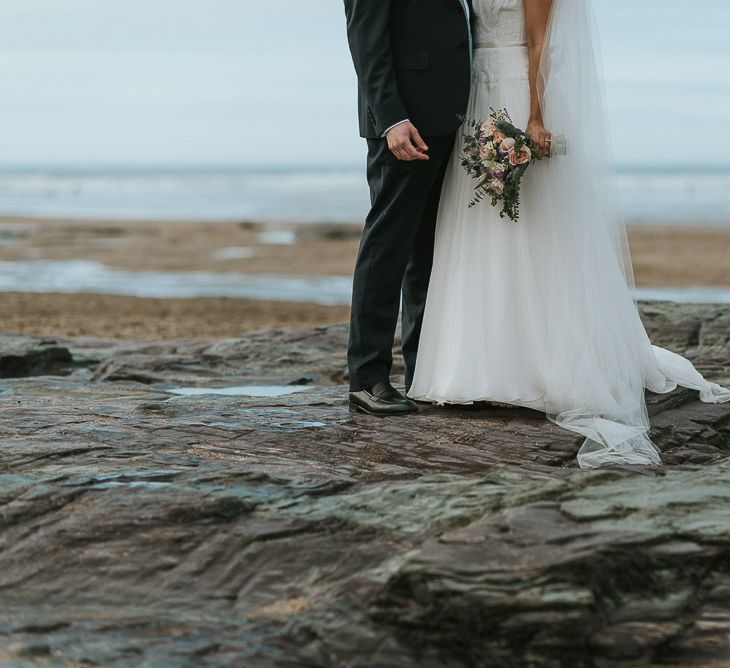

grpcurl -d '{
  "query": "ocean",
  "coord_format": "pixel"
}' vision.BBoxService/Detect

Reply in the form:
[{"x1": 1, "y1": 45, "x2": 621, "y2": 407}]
[
  {"x1": 1, "y1": 165, "x2": 729, "y2": 225},
  {"x1": 1, "y1": 0, "x2": 729, "y2": 190}
]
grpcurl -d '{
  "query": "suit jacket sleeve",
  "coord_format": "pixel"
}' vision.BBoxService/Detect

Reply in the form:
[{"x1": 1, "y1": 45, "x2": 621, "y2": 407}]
[{"x1": 343, "y1": 0, "x2": 409, "y2": 136}]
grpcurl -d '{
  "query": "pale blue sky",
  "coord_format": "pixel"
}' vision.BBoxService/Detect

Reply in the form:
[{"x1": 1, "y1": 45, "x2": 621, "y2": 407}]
[{"x1": 1, "y1": 0, "x2": 728, "y2": 167}]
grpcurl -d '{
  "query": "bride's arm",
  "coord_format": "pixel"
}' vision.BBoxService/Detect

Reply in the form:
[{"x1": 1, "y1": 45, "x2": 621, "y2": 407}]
[{"x1": 524, "y1": 0, "x2": 553, "y2": 155}]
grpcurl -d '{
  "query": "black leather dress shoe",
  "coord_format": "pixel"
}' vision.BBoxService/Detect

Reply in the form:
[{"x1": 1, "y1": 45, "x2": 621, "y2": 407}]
[{"x1": 349, "y1": 381, "x2": 418, "y2": 417}]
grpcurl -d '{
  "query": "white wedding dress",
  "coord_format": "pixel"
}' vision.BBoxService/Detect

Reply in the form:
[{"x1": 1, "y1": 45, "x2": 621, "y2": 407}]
[{"x1": 408, "y1": 0, "x2": 730, "y2": 468}]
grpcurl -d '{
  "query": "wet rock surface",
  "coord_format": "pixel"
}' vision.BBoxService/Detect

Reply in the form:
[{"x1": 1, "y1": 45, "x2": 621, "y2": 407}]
[{"x1": 1, "y1": 301, "x2": 729, "y2": 667}]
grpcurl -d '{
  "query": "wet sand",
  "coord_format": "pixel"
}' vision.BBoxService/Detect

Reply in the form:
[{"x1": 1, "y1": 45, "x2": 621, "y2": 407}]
[
  {"x1": 0, "y1": 215, "x2": 728, "y2": 284},
  {"x1": 0, "y1": 292, "x2": 349, "y2": 339},
  {"x1": 0, "y1": 217, "x2": 362, "y2": 275},
  {"x1": 0, "y1": 216, "x2": 727, "y2": 339},
  {"x1": 628, "y1": 225, "x2": 730, "y2": 288}
]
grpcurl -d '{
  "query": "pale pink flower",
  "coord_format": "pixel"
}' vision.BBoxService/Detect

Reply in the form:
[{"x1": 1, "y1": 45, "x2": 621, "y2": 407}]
[
  {"x1": 500, "y1": 137, "x2": 516, "y2": 152},
  {"x1": 478, "y1": 143, "x2": 495, "y2": 158},
  {"x1": 508, "y1": 146, "x2": 532, "y2": 165},
  {"x1": 481, "y1": 121, "x2": 496, "y2": 135}
]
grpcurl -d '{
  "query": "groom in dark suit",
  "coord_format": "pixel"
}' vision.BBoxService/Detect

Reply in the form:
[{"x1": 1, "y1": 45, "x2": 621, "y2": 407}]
[{"x1": 343, "y1": 0, "x2": 474, "y2": 415}]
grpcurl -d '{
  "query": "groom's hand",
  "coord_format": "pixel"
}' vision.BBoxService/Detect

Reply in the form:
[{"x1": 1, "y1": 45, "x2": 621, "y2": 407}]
[{"x1": 386, "y1": 122, "x2": 429, "y2": 161}]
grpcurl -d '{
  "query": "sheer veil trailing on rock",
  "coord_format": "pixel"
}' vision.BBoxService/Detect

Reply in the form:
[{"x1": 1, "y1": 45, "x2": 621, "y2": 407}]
[{"x1": 534, "y1": 0, "x2": 730, "y2": 467}]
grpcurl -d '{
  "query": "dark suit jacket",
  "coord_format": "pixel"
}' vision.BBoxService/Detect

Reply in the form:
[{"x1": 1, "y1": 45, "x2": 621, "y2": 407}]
[{"x1": 343, "y1": 0, "x2": 474, "y2": 139}]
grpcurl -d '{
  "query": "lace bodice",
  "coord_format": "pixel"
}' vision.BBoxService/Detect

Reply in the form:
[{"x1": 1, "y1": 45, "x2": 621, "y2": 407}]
[{"x1": 473, "y1": 0, "x2": 526, "y2": 47}]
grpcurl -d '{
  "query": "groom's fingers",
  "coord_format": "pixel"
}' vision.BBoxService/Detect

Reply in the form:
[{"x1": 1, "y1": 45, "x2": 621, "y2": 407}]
[
  {"x1": 386, "y1": 122, "x2": 429, "y2": 161},
  {"x1": 403, "y1": 143, "x2": 427, "y2": 161},
  {"x1": 386, "y1": 123, "x2": 411, "y2": 160},
  {"x1": 410, "y1": 127, "x2": 429, "y2": 153},
  {"x1": 394, "y1": 146, "x2": 410, "y2": 161},
  {"x1": 401, "y1": 140, "x2": 428, "y2": 161},
  {"x1": 407, "y1": 126, "x2": 429, "y2": 160}
]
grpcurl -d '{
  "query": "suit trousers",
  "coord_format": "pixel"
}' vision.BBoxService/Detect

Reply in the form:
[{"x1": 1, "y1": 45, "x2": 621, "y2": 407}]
[{"x1": 348, "y1": 133, "x2": 456, "y2": 392}]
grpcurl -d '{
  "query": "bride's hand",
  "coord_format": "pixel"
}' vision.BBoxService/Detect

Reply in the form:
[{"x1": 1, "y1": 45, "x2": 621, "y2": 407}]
[{"x1": 526, "y1": 119, "x2": 552, "y2": 157}]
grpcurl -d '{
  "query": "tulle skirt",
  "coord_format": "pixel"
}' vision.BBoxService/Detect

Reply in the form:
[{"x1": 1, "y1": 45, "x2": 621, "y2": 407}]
[{"x1": 408, "y1": 45, "x2": 730, "y2": 468}]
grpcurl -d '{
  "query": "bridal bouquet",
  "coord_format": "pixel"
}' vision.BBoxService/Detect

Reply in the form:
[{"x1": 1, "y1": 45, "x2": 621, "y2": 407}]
[{"x1": 460, "y1": 108, "x2": 543, "y2": 221}]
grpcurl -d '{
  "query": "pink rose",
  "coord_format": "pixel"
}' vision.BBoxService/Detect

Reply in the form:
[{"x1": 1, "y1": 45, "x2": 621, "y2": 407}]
[
  {"x1": 500, "y1": 137, "x2": 516, "y2": 152},
  {"x1": 478, "y1": 143, "x2": 495, "y2": 158},
  {"x1": 508, "y1": 146, "x2": 532, "y2": 165},
  {"x1": 480, "y1": 121, "x2": 496, "y2": 135}
]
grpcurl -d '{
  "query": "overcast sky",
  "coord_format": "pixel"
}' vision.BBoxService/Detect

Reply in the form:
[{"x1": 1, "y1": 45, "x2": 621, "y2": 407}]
[{"x1": 1, "y1": 0, "x2": 729, "y2": 167}]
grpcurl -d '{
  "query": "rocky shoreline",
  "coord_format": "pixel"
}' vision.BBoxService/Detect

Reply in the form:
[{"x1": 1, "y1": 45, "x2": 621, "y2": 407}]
[{"x1": 1, "y1": 301, "x2": 729, "y2": 666}]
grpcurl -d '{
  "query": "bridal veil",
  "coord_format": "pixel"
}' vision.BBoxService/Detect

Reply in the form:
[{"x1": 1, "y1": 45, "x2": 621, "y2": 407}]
[{"x1": 535, "y1": 0, "x2": 729, "y2": 467}]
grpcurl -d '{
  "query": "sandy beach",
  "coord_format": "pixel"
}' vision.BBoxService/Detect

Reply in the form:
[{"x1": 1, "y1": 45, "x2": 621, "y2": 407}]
[{"x1": 0, "y1": 215, "x2": 728, "y2": 339}]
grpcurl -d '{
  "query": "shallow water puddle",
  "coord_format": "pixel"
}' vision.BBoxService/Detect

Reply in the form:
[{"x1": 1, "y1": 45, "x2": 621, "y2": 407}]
[
  {"x1": 258, "y1": 230, "x2": 297, "y2": 245},
  {"x1": 0, "y1": 259, "x2": 351, "y2": 304},
  {"x1": 634, "y1": 287, "x2": 730, "y2": 304},
  {"x1": 210, "y1": 246, "x2": 256, "y2": 260},
  {"x1": 0, "y1": 259, "x2": 727, "y2": 304}
]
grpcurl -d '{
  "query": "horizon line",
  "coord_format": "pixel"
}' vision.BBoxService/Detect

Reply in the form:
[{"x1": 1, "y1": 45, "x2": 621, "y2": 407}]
[{"x1": 0, "y1": 162, "x2": 729, "y2": 174}]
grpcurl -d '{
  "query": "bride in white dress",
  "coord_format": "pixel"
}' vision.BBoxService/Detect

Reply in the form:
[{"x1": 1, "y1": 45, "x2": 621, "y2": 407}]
[{"x1": 408, "y1": 0, "x2": 730, "y2": 468}]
